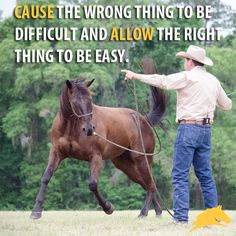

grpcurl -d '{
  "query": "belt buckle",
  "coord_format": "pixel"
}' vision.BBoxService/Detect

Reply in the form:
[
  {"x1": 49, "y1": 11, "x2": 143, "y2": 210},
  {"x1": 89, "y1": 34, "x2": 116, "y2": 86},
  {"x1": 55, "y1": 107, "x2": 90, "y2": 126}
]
[{"x1": 203, "y1": 118, "x2": 211, "y2": 125}]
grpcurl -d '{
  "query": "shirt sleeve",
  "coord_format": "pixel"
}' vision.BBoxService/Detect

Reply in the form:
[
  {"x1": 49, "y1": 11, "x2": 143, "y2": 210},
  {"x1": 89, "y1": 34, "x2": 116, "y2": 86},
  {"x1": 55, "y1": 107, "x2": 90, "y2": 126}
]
[
  {"x1": 216, "y1": 84, "x2": 232, "y2": 111},
  {"x1": 135, "y1": 72, "x2": 190, "y2": 90}
]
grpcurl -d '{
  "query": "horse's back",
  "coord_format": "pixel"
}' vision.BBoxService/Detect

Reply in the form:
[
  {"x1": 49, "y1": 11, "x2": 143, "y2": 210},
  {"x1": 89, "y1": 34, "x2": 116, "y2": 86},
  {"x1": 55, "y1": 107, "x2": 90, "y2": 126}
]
[{"x1": 94, "y1": 105, "x2": 153, "y2": 134}]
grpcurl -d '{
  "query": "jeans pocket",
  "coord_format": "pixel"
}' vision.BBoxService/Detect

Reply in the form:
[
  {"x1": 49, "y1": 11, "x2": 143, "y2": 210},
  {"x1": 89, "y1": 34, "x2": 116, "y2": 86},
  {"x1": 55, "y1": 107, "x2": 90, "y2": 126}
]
[{"x1": 183, "y1": 126, "x2": 199, "y2": 146}]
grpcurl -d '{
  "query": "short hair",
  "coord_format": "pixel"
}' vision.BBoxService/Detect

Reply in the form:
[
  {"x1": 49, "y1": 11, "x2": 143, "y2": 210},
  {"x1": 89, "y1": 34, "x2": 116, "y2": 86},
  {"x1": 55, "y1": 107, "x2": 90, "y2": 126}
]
[
  {"x1": 192, "y1": 59, "x2": 204, "y2": 67},
  {"x1": 186, "y1": 58, "x2": 204, "y2": 67}
]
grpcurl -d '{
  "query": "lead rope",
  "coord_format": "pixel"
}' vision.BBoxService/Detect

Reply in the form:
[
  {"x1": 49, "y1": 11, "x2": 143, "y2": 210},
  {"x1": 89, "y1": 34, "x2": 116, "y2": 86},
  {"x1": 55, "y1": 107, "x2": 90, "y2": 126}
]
[
  {"x1": 93, "y1": 132, "x2": 155, "y2": 156},
  {"x1": 131, "y1": 80, "x2": 174, "y2": 218},
  {"x1": 125, "y1": 81, "x2": 164, "y2": 153}
]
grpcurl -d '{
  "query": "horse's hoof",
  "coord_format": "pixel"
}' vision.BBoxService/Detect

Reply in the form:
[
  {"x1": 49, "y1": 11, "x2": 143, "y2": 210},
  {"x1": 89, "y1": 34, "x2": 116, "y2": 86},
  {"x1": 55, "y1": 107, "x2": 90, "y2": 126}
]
[
  {"x1": 105, "y1": 203, "x2": 114, "y2": 215},
  {"x1": 156, "y1": 213, "x2": 162, "y2": 218},
  {"x1": 30, "y1": 211, "x2": 42, "y2": 220},
  {"x1": 138, "y1": 214, "x2": 147, "y2": 218}
]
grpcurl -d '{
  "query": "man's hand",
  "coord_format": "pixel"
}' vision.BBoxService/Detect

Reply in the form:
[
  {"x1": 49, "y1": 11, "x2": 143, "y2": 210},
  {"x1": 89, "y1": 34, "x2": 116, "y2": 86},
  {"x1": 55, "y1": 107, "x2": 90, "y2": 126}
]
[{"x1": 121, "y1": 69, "x2": 138, "y2": 81}]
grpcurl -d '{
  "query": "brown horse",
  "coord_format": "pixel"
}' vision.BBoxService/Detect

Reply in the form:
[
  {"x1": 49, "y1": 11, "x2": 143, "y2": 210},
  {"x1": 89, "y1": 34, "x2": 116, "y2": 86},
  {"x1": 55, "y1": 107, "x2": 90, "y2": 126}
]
[{"x1": 31, "y1": 77, "x2": 166, "y2": 220}]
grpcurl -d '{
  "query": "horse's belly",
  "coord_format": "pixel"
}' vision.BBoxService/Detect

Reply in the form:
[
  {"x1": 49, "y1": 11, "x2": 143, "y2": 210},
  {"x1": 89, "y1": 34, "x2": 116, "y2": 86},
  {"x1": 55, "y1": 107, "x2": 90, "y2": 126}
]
[
  {"x1": 98, "y1": 130, "x2": 134, "y2": 159},
  {"x1": 101, "y1": 143, "x2": 128, "y2": 160}
]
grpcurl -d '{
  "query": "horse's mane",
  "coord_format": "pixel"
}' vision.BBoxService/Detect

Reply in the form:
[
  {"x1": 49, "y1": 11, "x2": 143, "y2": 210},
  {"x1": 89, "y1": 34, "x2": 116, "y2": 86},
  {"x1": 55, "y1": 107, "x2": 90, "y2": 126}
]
[
  {"x1": 60, "y1": 84, "x2": 72, "y2": 119},
  {"x1": 141, "y1": 57, "x2": 167, "y2": 127}
]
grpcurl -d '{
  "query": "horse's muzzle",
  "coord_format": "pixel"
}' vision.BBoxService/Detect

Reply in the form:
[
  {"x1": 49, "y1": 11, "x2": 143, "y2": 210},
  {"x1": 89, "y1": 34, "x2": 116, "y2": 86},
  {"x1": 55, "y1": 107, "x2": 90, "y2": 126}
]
[
  {"x1": 83, "y1": 124, "x2": 95, "y2": 136},
  {"x1": 86, "y1": 128, "x2": 94, "y2": 136}
]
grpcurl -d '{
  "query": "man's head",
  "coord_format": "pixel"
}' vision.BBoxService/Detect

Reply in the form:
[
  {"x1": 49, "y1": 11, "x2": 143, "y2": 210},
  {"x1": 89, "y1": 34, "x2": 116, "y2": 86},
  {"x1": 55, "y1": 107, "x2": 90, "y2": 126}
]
[
  {"x1": 176, "y1": 45, "x2": 213, "y2": 71},
  {"x1": 184, "y1": 58, "x2": 204, "y2": 71}
]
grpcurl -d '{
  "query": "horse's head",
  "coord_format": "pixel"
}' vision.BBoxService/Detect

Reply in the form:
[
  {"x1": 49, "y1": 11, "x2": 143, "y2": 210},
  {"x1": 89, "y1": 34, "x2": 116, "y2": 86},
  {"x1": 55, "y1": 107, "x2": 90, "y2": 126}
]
[
  {"x1": 66, "y1": 79, "x2": 95, "y2": 136},
  {"x1": 214, "y1": 205, "x2": 231, "y2": 224}
]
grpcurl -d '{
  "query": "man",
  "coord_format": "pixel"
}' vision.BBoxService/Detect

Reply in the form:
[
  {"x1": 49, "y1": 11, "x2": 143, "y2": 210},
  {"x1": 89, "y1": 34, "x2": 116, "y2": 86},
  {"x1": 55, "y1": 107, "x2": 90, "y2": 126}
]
[{"x1": 122, "y1": 45, "x2": 232, "y2": 223}]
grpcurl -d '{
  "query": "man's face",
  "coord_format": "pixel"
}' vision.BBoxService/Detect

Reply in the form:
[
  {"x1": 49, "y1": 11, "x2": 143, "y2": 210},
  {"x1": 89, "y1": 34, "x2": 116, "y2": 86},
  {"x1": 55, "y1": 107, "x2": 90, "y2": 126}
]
[{"x1": 184, "y1": 58, "x2": 192, "y2": 71}]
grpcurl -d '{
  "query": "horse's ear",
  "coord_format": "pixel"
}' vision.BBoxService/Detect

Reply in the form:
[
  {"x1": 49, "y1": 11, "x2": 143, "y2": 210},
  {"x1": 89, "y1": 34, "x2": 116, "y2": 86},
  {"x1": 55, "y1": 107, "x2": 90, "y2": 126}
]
[
  {"x1": 66, "y1": 80, "x2": 72, "y2": 89},
  {"x1": 85, "y1": 79, "x2": 95, "y2": 87}
]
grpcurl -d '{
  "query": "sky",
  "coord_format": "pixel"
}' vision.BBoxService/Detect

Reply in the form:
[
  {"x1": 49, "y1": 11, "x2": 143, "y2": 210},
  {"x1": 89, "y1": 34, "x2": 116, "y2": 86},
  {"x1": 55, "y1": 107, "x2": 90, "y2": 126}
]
[
  {"x1": 0, "y1": 0, "x2": 236, "y2": 18},
  {"x1": 0, "y1": 0, "x2": 15, "y2": 18}
]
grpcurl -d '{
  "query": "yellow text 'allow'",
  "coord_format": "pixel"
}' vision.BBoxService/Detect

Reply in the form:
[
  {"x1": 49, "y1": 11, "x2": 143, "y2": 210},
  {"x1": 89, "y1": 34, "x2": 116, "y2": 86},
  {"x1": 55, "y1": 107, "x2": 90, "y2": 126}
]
[{"x1": 110, "y1": 27, "x2": 154, "y2": 41}]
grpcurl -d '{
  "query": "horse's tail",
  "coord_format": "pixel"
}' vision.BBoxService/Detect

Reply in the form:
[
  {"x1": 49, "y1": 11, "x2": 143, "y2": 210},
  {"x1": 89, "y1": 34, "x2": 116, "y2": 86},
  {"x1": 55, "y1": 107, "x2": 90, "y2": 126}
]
[
  {"x1": 147, "y1": 86, "x2": 166, "y2": 127},
  {"x1": 140, "y1": 57, "x2": 167, "y2": 127}
]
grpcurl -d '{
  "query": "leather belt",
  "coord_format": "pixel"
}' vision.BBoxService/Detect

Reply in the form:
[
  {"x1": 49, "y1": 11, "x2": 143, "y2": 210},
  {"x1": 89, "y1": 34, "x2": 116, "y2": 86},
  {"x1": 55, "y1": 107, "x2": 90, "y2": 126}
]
[{"x1": 178, "y1": 119, "x2": 211, "y2": 125}]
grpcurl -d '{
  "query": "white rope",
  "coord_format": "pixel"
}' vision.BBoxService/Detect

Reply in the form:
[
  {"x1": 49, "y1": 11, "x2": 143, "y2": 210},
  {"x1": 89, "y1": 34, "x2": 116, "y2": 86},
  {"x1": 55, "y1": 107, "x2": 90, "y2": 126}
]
[
  {"x1": 131, "y1": 80, "x2": 174, "y2": 218},
  {"x1": 132, "y1": 80, "x2": 157, "y2": 191},
  {"x1": 70, "y1": 103, "x2": 93, "y2": 118},
  {"x1": 93, "y1": 132, "x2": 156, "y2": 156}
]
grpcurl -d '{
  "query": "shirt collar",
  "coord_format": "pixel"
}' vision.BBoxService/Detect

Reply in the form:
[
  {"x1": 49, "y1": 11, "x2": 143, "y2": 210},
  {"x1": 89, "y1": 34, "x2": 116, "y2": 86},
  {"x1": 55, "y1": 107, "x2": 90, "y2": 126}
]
[{"x1": 191, "y1": 66, "x2": 206, "y2": 72}]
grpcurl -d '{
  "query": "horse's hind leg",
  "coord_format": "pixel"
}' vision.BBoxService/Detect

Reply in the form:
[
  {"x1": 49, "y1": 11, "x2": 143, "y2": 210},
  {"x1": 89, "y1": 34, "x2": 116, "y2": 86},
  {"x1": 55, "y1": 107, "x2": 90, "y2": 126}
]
[
  {"x1": 132, "y1": 134, "x2": 162, "y2": 217},
  {"x1": 112, "y1": 152, "x2": 146, "y2": 187},
  {"x1": 112, "y1": 152, "x2": 161, "y2": 217},
  {"x1": 137, "y1": 160, "x2": 162, "y2": 217},
  {"x1": 133, "y1": 154, "x2": 158, "y2": 217},
  {"x1": 152, "y1": 194, "x2": 162, "y2": 217},
  {"x1": 89, "y1": 154, "x2": 113, "y2": 214},
  {"x1": 30, "y1": 149, "x2": 62, "y2": 219}
]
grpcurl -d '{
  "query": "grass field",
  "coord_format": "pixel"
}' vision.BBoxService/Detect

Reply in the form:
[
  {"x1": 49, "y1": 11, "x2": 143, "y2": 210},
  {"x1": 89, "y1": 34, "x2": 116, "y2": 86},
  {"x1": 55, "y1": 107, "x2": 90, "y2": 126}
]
[{"x1": 0, "y1": 210, "x2": 235, "y2": 236}]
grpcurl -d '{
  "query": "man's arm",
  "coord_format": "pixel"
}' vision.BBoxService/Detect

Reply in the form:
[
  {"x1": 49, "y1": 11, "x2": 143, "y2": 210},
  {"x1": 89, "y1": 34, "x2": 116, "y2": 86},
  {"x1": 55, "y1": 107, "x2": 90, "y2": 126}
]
[
  {"x1": 217, "y1": 83, "x2": 232, "y2": 111},
  {"x1": 121, "y1": 69, "x2": 190, "y2": 90}
]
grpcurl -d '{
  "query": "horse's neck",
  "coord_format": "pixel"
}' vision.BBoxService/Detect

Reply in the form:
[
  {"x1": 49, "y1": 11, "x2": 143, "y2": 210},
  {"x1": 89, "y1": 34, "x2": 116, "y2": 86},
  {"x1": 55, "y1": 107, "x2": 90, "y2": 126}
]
[
  {"x1": 60, "y1": 96, "x2": 73, "y2": 119},
  {"x1": 60, "y1": 111, "x2": 82, "y2": 124},
  {"x1": 59, "y1": 112, "x2": 83, "y2": 136},
  {"x1": 92, "y1": 104, "x2": 99, "y2": 111}
]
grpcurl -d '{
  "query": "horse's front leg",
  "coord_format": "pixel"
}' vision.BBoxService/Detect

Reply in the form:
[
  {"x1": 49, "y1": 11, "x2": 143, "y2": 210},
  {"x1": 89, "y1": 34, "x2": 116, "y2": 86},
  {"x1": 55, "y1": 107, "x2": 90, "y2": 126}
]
[
  {"x1": 30, "y1": 149, "x2": 62, "y2": 219},
  {"x1": 89, "y1": 154, "x2": 114, "y2": 214}
]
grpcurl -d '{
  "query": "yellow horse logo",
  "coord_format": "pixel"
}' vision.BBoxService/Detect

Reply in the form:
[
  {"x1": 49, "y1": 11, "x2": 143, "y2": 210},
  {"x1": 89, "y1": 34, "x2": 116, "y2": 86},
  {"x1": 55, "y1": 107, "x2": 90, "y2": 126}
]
[{"x1": 191, "y1": 205, "x2": 231, "y2": 231}]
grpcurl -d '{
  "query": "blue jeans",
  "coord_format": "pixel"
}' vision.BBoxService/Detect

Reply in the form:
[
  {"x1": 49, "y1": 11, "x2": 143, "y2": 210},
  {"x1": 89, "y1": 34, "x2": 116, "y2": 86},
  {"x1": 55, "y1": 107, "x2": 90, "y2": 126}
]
[{"x1": 172, "y1": 124, "x2": 218, "y2": 222}]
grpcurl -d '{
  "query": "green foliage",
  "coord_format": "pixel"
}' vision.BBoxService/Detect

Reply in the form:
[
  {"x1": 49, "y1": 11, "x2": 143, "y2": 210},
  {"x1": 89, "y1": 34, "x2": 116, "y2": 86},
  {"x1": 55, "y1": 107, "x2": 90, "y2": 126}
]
[
  {"x1": 211, "y1": 127, "x2": 236, "y2": 208},
  {"x1": 2, "y1": 103, "x2": 32, "y2": 138},
  {"x1": 0, "y1": 127, "x2": 23, "y2": 210},
  {"x1": 106, "y1": 178, "x2": 145, "y2": 210},
  {"x1": 43, "y1": 64, "x2": 70, "y2": 85},
  {"x1": 0, "y1": 39, "x2": 17, "y2": 74}
]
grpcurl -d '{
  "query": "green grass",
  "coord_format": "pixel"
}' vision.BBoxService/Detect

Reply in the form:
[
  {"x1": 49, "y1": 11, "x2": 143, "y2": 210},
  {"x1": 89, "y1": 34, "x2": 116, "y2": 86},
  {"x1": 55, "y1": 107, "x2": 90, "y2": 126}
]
[{"x1": 0, "y1": 210, "x2": 235, "y2": 236}]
